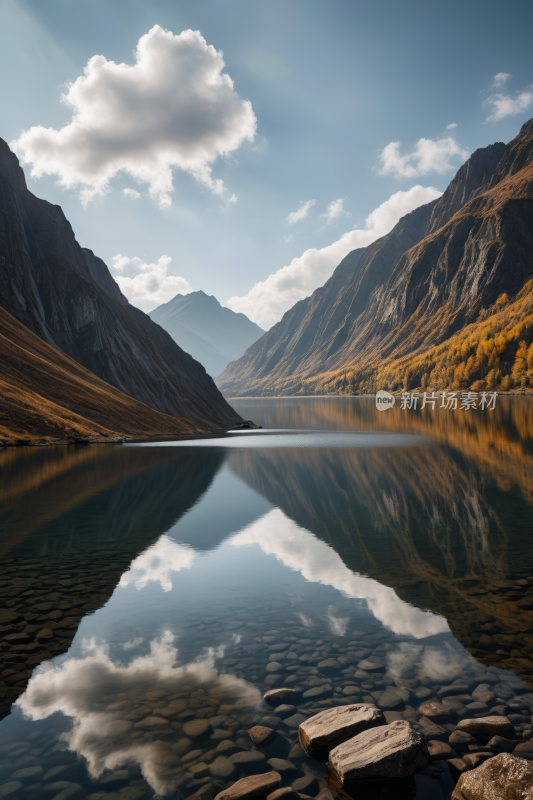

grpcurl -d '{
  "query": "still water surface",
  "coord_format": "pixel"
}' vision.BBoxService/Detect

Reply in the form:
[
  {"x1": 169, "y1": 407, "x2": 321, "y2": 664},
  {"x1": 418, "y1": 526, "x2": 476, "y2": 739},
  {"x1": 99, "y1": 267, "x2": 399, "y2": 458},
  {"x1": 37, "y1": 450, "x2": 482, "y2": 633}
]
[{"x1": 0, "y1": 397, "x2": 532, "y2": 800}]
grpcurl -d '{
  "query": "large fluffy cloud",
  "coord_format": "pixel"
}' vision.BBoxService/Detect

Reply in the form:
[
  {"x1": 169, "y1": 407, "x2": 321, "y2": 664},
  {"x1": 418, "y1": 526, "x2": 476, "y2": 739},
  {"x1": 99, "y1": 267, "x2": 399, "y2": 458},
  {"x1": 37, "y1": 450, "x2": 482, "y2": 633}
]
[
  {"x1": 226, "y1": 185, "x2": 441, "y2": 328},
  {"x1": 378, "y1": 135, "x2": 468, "y2": 179},
  {"x1": 112, "y1": 254, "x2": 192, "y2": 311},
  {"x1": 11, "y1": 26, "x2": 257, "y2": 206}
]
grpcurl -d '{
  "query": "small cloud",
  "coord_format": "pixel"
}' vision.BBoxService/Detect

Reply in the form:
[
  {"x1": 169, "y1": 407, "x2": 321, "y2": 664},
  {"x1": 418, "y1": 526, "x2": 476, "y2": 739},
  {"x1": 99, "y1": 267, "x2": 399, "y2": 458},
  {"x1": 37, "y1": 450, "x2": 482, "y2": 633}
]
[
  {"x1": 321, "y1": 198, "x2": 347, "y2": 225},
  {"x1": 111, "y1": 255, "x2": 193, "y2": 312},
  {"x1": 122, "y1": 188, "x2": 140, "y2": 199},
  {"x1": 492, "y1": 72, "x2": 512, "y2": 88},
  {"x1": 327, "y1": 606, "x2": 348, "y2": 636},
  {"x1": 446, "y1": 123, "x2": 458, "y2": 130},
  {"x1": 287, "y1": 199, "x2": 315, "y2": 225},
  {"x1": 299, "y1": 612, "x2": 314, "y2": 627},
  {"x1": 378, "y1": 135, "x2": 469, "y2": 179},
  {"x1": 123, "y1": 636, "x2": 144, "y2": 650},
  {"x1": 284, "y1": 234, "x2": 293, "y2": 243},
  {"x1": 484, "y1": 88, "x2": 533, "y2": 122}
]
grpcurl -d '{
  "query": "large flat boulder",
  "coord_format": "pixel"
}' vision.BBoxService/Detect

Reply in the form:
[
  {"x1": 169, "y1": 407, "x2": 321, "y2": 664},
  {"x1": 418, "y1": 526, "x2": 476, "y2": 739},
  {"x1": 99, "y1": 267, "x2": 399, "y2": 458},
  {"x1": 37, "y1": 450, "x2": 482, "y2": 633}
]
[
  {"x1": 452, "y1": 753, "x2": 533, "y2": 799},
  {"x1": 455, "y1": 716, "x2": 514, "y2": 739},
  {"x1": 328, "y1": 720, "x2": 428, "y2": 782},
  {"x1": 299, "y1": 704, "x2": 385, "y2": 761}
]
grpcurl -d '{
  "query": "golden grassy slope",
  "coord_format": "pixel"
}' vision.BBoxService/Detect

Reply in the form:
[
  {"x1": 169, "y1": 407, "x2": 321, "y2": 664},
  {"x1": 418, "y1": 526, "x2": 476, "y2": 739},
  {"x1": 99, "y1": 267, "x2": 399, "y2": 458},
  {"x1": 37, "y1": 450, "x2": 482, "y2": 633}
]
[
  {"x1": 262, "y1": 280, "x2": 533, "y2": 396},
  {"x1": 0, "y1": 307, "x2": 223, "y2": 444}
]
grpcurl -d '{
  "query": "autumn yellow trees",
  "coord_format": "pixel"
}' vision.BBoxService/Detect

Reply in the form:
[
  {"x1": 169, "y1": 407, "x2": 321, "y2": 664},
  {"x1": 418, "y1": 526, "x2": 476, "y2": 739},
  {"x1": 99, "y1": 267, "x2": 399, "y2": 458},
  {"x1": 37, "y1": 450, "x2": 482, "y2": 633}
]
[{"x1": 282, "y1": 281, "x2": 533, "y2": 397}]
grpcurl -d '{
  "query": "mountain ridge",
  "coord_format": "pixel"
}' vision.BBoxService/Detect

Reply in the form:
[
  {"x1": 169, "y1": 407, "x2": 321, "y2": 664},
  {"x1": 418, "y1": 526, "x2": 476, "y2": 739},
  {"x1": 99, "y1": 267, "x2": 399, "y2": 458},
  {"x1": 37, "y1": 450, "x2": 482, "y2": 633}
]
[
  {"x1": 149, "y1": 289, "x2": 264, "y2": 377},
  {"x1": 0, "y1": 137, "x2": 241, "y2": 430},
  {"x1": 217, "y1": 118, "x2": 533, "y2": 396}
]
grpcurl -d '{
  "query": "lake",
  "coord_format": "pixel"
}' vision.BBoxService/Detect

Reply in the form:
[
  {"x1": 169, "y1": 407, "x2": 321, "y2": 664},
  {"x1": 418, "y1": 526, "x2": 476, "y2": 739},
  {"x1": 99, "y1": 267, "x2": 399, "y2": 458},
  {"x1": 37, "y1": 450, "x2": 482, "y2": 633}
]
[{"x1": 0, "y1": 396, "x2": 532, "y2": 800}]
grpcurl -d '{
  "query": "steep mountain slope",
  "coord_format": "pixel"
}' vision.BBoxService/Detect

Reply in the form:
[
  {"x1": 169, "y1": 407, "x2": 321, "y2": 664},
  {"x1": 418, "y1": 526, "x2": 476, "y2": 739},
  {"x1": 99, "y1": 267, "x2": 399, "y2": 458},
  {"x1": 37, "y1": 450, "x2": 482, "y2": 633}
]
[
  {"x1": 0, "y1": 138, "x2": 241, "y2": 428},
  {"x1": 149, "y1": 290, "x2": 264, "y2": 377},
  {"x1": 217, "y1": 119, "x2": 533, "y2": 397},
  {"x1": 0, "y1": 307, "x2": 228, "y2": 443}
]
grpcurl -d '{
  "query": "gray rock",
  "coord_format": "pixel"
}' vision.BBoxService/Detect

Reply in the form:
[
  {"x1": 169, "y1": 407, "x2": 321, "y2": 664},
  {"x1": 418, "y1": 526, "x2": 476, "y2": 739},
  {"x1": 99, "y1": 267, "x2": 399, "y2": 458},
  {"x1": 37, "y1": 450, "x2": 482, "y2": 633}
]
[
  {"x1": 329, "y1": 720, "x2": 428, "y2": 784},
  {"x1": 417, "y1": 701, "x2": 448, "y2": 720},
  {"x1": 377, "y1": 689, "x2": 404, "y2": 710},
  {"x1": 217, "y1": 740, "x2": 246, "y2": 756},
  {"x1": 318, "y1": 659, "x2": 342, "y2": 671},
  {"x1": 487, "y1": 736, "x2": 516, "y2": 754},
  {"x1": 427, "y1": 740, "x2": 457, "y2": 761},
  {"x1": 10, "y1": 766, "x2": 43, "y2": 782},
  {"x1": 214, "y1": 771, "x2": 282, "y2": 800},
  {"x1": 513, "y1": 742, "x2": 533, "y2": 760},
  {"x1": 249, "y1": 726, "x2": 277, "y2": 747},
  {"x1": 273, "y1": 704, "x2": 297, "y2": 718},
  {"x1": 329, "y1": 720, "x2": 428, "y2": 782},
  {"x1": 0, "y1": 783, "x2": 23, "y2": 799},
  {"x1": 183, "y1": 719, "x2": 213, "y2": 741},
  {"x1": 288, "y1": 743, "x2": 305, "y2": 760},
  {"x1": 357, "y1": 659, "x2": 384, "y2": 672},
  {"x1": 455, "y1": 716, "x2": 515, "y2": 739},
  {"x1": 302, "y1": 686, "x2": 331, "y2": 700},
  {"x1": 267, "y1": 788, "x2": 299, "y2": 800},
  {"x1": 414, "y1": 687, "x2": 433, "y2": 700},
  {"x1": 449, "y1": 730, "x2": 477, "y2": 748},
  {"x1": 291, "y1": 774, "x2": 319, "y2": 794},
  {"x1": 229, "y1": 751, "x2": 268, "y2": 775},
  {"x1": 462, "y1": 752, "x2": 495, "y2": 770},
  {"x1": 210, "y1": 756, "x2": 238, "y2": 780},
  {"x1": 283, "y1": 713, "x2": 307, "y2": 729},
  {"x1": 437, "y1": 683, "x2": 471, "y2": 697},
  {"x1": 299, "y1": 703, "x2": 385, "y2": 760},
  {"x1": 472, "y1": 684, "x2": 495, "y2": 706},
  {"x1": 266, "y1": 759, "x2": 299, "y2": 781},
  {"x1": 266, "y1": 663, "x2": 285, "y2": 674}
]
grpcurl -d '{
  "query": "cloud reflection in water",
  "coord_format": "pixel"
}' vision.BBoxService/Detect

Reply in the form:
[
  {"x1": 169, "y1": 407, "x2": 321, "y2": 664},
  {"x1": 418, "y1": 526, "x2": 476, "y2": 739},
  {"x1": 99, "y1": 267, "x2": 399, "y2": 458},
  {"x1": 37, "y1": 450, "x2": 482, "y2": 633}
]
[
  {"x1": 231, "y1": 509, "x2": 450, "y2": 638},
  {"x1": 17, "y1": 632, "x2": 261, "y2": 796}
]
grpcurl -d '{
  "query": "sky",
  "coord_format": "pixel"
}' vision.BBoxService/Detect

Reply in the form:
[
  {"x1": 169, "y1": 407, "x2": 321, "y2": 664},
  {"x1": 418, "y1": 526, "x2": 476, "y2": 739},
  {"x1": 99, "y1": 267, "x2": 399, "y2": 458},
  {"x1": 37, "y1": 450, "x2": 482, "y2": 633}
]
[{"x1": 1, "y1": 0, "x2": 532, "y2": 328}]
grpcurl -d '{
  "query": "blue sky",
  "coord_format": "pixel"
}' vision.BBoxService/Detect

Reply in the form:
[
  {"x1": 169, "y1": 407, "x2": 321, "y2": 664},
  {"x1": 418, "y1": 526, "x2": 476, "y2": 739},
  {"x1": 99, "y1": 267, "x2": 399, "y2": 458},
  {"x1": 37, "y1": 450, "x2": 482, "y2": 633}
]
[{"x1": 1, "y1": 0, "x2": 532, "y2": 327}]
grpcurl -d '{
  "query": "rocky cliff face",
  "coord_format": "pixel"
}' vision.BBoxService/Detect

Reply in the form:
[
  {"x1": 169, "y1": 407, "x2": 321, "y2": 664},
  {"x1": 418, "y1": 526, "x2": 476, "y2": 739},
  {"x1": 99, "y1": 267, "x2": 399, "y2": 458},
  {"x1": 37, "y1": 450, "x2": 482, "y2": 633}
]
[
  {"x1": 0, "y1": 138, "x2": 241, "y2": 429},
  {"x1": 217, "y1": 118, "x2": 533, "y2": 397}
]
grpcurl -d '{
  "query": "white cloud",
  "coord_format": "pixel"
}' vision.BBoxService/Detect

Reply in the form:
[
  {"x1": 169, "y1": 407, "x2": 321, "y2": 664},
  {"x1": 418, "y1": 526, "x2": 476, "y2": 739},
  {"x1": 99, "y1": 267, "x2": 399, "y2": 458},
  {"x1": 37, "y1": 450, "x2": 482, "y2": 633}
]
[
  {"x1": 18, "y1": 632, "x2": 261, "y2": 796},
  {"x1": 446, "y1": 123, "x2": 458, "y2": 130},
  {"x1": 119, "y1": 535, "x2": 198, "y2": 591},
  {"x1": 321, "y1": 198, "x2": 347, "y2": 224},
  {"x1": 122, "y1": 636, "x2": 144, "y2": 650},
  {"x1": 492, "y1": 72, "x2": 512, "y2": 88},
  {"x1": 11, "y1": 25, "x2": 256, "y2": 207},
  {"x1": 231, "y1": 509, "x2": 449, "y2": 638},
  {"x1": 226, "y1": 185, "x2": 442, "y2": 328},
  {"x1": 112, "y1": 254, "x2": 192, "y2": 312},
  {"x1": 122, "y1": 188, "x2": 140, "y2": 199},
  {"x1": 378, "y1": 136, "x2": 469, "y2": 179},
  {"x1": 327, "y1": 606, "x2": 349, "y2": 636},
  {"x1": 287, "y1": 199, "x2": 315, "y2": 225},
  {"x1": 284, "y1": 234, "x2": 293, "y2": 243},
  {"x1": 484, "y1": 88, "x2": 533, "y2": 122}
]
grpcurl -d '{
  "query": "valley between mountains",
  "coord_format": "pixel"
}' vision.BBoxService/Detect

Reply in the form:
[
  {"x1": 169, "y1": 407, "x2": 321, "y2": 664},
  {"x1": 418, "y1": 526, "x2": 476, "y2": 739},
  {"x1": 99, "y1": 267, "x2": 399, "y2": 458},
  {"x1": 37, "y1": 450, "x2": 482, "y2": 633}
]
[{"x1": 1, "y1": 118, "x2": 533, "y2": 443}]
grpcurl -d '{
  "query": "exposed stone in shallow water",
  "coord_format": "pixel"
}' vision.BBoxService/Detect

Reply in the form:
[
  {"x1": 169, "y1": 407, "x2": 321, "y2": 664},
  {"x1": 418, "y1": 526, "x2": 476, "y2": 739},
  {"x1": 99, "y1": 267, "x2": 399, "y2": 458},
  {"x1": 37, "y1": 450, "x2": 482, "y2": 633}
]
[
  {"x1": 214, "y1": 771, "x2": 282, "y2": 800},
  {"x1": 299, "y1": 704, "x2": 385, "y2": 761},
  {"x1": 452, "y1": 752, "x2": 533, "y2": 799},
  {"x1": 328, "y1": 720, "x2": 428, "y2": 782}
]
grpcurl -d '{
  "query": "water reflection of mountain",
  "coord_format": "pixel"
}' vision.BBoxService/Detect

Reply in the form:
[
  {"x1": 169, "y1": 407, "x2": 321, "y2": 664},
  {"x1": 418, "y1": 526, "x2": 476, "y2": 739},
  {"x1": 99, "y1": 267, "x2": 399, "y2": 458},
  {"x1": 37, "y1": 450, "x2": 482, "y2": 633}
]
[
  {"x1": 0, "y1": 445, "x2": 225, "y2": 719},
  {"x1": 226, "y1": 408, "x2": 533, "y2": 683}
]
